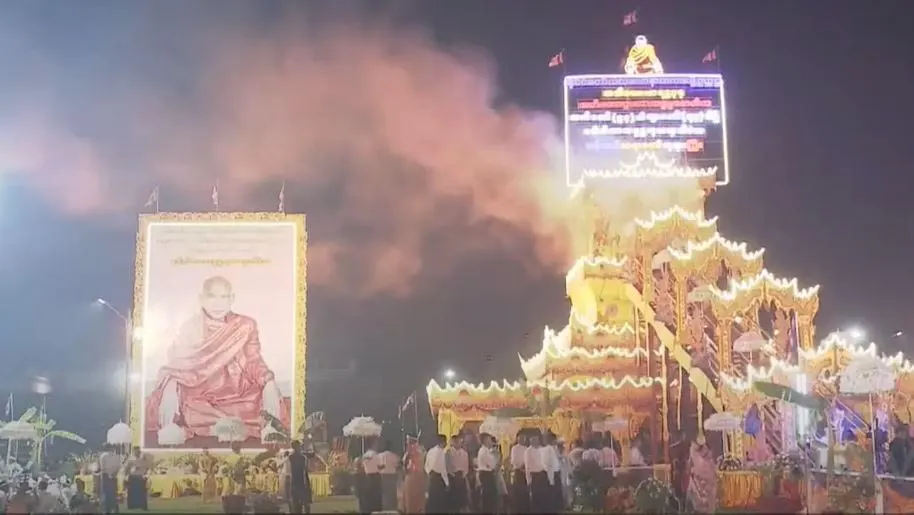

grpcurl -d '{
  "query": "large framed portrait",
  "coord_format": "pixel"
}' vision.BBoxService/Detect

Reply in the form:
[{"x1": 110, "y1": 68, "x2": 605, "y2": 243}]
[{"x1": 129, "y1": 212, "x2": 306, "y2": 452}]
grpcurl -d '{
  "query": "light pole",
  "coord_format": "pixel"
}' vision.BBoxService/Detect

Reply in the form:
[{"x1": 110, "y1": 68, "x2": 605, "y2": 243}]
[{"x1": 96, "y1": 299, "x2": 134, "y2": 423}]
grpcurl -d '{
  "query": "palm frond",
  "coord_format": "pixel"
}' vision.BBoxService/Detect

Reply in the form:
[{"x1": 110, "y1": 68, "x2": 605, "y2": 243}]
[
  {"x1": 17, "y1": 407, "x2": 37, "y2": 423},
  {"x1": 45, "y1": 430, "x2": 86, "y2": 444}
]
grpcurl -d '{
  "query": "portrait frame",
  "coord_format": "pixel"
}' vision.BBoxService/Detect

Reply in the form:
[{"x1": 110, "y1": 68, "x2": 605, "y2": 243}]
[{"x1": 128, "y1": 212, "x2": 307, "y2": 453}]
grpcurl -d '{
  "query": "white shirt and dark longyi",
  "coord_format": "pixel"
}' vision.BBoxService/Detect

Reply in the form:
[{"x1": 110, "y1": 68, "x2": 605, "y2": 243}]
[
  {"x1": 541, "y1": 445, "x2": 561, "y2": 475},
  {"x1": 510, "y1": 444, "x2": 527, "y2": 470},
  {"x1": 447, "y1": 447, "x2": 469, "y2": 475},
  {"x1": 523, "y1": 446, "x2": 554, "y2": 486},
  {"x1": 377, "y1": 451, "x2": 399, "y2": 475},
  {"x1": 476, "y1": 446, "x2": 498, "y2": 472},
  {"x1": 424, "y1": 446, "x2": 450, "y2": 487},
  {"x1": 362, "y1": 451, "x2": 380, "y2": 474}
]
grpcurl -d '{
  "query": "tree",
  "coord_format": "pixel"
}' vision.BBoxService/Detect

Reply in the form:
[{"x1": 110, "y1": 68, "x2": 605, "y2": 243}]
[{"x1": 16, "y1": 405, "x2": 86, "y2": 471}]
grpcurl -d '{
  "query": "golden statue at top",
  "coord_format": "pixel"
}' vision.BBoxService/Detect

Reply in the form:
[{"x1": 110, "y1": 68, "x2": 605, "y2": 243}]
[{"x1": 624, "y1": 35, "x2": 664, "y2": 75}]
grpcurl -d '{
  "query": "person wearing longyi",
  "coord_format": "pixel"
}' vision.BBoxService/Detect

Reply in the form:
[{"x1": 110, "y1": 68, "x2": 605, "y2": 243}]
[
  {"x1": 510, "y1": 433, "x2": 530, "y2": 513},
  {"x1": 425, "y1": 434, "x2": 450, "y2": 514},
  {"x1": 524, "y1": 434, "x2": 552, "y2": 510},
  {"x1": 447, "y1": 435, "x2": 470, "y2": 512},
  {"x1": 542, "y1": 432, "x2": 563, "y2": 512},
  {"x1": 476, "y1": 433, "x2": 499, "y2": 513},
  {"x1": 145, "y1": 275, "x2": 287, "y2": 443}
]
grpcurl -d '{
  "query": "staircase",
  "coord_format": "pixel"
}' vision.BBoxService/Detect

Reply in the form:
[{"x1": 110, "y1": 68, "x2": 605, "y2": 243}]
[
  {"x1": 760, "y1": 402, "x2": 784, "y2": 455},
  {"x1": 624, "y1": 283, "x2": 724, "y2": 413}
]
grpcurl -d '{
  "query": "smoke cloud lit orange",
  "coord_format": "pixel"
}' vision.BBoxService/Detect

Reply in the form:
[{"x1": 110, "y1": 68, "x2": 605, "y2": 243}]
[{"x1": 0, "y1": 6, "x2": 578, "y2": 297}]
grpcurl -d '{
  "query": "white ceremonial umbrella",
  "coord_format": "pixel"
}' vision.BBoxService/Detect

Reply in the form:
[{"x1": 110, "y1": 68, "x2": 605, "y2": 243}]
[
  {"x1": 704, "y1": 412, "x2": 742, "y2": 432},
  {"x1": 840, "y1": 355, "x2": 897, "y2": 493},
  {"x1": 157, "y1": 423, "x2": 186, "y2": 447},
  {"x1": 479, "y1": 416, "x2": 520, "y2": 440},
  {"x1": 342, "y1": 416, "x2": 383, "y2": 438},
  {"x1": 1, "y1": 421, "x2": 37, "y2": 471},
  {"x1": 106, "y1": 421, "x2": 132, "y2": 446},
  {"x1": 213, "y1": 417, "x2": 247, "y2": 443},
  {"x1": 0, "y1": 420, "x2": 37, "y2": 441},
  {"x1": 343, "y1": 416, "x2": 382, "y2": 454}
]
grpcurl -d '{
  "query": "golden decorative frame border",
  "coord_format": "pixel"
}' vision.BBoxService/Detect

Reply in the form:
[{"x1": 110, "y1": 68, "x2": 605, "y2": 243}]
[{"x1": 129, "y1": 212, "x2": 307, "y2": 452}]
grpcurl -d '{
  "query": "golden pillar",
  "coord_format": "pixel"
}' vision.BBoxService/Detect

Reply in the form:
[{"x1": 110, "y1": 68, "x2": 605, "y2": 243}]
[
  {"x1": 797, "y1": 314, "x2": 814, "y2": 351},
  {"x1": 674, "y1": 276, "x2": 687, "y2": 431},
  {"x1": 717, "y1": 317, "x2": 734, "y2": 375}
]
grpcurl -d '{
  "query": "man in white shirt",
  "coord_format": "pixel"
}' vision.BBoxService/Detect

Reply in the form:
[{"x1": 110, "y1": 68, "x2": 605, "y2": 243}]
[
  {"x1": 446, "y1": 434, "x2": 470, "y2": 512},
  {"x1": 98, "y1": 444, "x2": 122, "y2": 514},
  {"x1": 377, "y1": 441, "x2": 400, "y2": 511},
  {"x1": 362, "y1": 445, "x2": 382, "y2": 513},
  {"x1": 476, "y1": 433, "x2": 499, "y2": 512},
  {"x1": 542, "y1": 432, "x2": 563, "y2": 511},
  {"x1": 424, "y1": 434, "x2": 450, "y2": 514},
  {"x1": 509, "y1": 433, "x2": 530, "y2": 514},
  {"x1": 524, "y1": 434, "x2": 552, "y2": 510}
]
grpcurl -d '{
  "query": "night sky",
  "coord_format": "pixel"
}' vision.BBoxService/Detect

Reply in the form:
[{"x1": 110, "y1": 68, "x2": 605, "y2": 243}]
[{"x1": 0, "y1": 0, "x2": 912, "y2": 448}]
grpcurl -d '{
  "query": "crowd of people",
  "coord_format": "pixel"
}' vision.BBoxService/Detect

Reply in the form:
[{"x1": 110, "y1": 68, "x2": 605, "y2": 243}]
[
  {"x1": 0, "y1": 443, "x2": 147, "y2": 514},
  {"x1": 353, "y1": 429, "x2": 656, "y2": 513}
]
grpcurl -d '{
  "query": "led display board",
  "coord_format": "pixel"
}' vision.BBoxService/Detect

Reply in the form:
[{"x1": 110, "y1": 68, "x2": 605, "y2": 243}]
[{"x1": 564, "y1": 73, "x2": 728, "y2": 187}]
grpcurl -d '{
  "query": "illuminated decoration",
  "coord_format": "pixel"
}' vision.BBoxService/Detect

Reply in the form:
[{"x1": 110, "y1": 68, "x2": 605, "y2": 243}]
[
  {"x1": 582, "y1": 152, "x2": 718, "y2": 180},
  {"x1": 708, "y1": 269, "x2": 820, "y2": 301},
  {"x1": 633, "y1": 205, "x2": 718, "y2": 231},
  {"x1": 624, "y1": 35, "x2": 664, "y2": 75},
  {"x1": 564, "y1": 73, "x2": 728, "y2": 187},
  {"x1": 667, "y1": 232, "x2": 765, "y2": 263},
  {"x1": 423, "y1": 37, "x2": 914, "y2": 485}
]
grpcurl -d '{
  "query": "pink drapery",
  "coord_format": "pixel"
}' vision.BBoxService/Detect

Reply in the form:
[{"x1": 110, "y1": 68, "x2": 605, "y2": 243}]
[{"x1": 145, "y1": 312, "x2": 290, "y2": 439}]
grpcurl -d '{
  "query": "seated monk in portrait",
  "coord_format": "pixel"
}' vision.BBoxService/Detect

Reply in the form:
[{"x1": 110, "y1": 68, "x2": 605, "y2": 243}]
[{"x1": 146, "y1": 276, "x2": 288, "y2": 443}]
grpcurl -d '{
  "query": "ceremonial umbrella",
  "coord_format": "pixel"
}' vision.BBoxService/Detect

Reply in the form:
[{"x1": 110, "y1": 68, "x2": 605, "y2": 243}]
[
  {"x1": 343, "y1": 416, "x2": 382, "y2": 454},
  {"x1": 0, "y1": 421, "x2": 37, "y2": 472},
  {"x1": 157, "y1": 423, "x2": 186, "y2": 447},
  {"x1": 213, "y1": 417, "x2": 247, "y2": 443},
  {"x1": 106, "y1": 422, "x2": 132, "y2": 446},
  {"x1": 106, "y1": 421, "x2": 132, "y2": 455},
  {"x1": 840, "y1": 355, "x2": 897, "y2": 479},
  {"x1": 703, "y1": 412, "x2": 742, "y2": 432}
]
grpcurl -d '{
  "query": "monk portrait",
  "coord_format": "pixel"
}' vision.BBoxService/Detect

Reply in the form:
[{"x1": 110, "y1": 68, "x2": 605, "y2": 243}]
[{"x1": 145, "y1": 275, "x2": 289, "y2": 445}]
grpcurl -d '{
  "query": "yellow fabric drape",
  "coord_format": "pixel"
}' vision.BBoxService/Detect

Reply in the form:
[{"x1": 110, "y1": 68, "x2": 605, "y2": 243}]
[{"x1": 717, "y1": 471, "x2": 763, "y2": 508}]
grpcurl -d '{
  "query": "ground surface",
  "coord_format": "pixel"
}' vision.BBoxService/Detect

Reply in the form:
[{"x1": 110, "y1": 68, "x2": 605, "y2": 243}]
[{"x1": 134, "y1": 495, "x2": 358, "y2": 513}]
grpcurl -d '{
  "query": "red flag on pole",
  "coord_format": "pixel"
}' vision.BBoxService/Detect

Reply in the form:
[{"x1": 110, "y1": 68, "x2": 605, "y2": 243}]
[
  {"x1": 548, "y1": 50, "x2": 564, "y2": 68},
  {"x1": 623, "y1": 10, "x2": 638, "y2": 26},
  {"x1": 702, "y1": 47, "x2": 719, "y2": 64}
]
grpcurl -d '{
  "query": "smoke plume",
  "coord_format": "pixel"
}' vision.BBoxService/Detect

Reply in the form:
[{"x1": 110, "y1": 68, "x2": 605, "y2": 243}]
[{"x1": 0, "y1": 4, "x2": 578, "y2": 297}]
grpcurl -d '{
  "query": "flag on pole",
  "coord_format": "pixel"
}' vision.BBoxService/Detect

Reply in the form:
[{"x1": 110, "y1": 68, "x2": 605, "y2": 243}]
[
  {"x1": 5, "y1": 393, "x2": 12, "y2": 418},
  {"x1": 212, "y1": 181, "x2": 219, "y2": 209},
  {"x1": 548, "y1": 50, "x2": 564, "y2": 68},
  {"x1": 399, "y1": 392, "x2": 416, "y2": 417},
  {"x1": 623, "y1": 10, "x2": 638, "y2": 26},
  {"x1": 278, "y1": 182, "x2": 285, "y2": 212},
  {"x1": 144, "y1": 186, "x2": 159, "y2": 211},
  {"x1": 702, "y1": 47, "x2": 719, "y2": 64}
]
